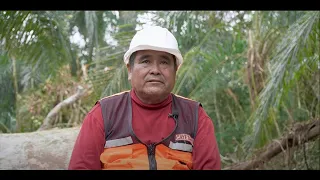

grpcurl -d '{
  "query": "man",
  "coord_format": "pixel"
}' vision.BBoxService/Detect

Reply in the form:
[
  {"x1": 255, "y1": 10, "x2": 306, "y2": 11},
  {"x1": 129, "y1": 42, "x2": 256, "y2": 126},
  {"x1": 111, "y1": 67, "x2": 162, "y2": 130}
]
[{"x1": 68, "y1": 26, "x2": 221, "y2": 170}]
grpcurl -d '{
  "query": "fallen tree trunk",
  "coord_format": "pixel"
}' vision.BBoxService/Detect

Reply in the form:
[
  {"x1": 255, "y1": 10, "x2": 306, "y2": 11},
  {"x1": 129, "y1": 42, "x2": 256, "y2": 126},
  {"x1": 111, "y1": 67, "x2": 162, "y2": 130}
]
[
  {"x1": 38, "y1": 86, "x2": 87, "y2": 131},
  {"x1": 0, "y1": 127, "x2": 80, "y2": 170},
  {"x1": 0, "y1": 119, "x2": 319, "y2": 170},
  {"x1": 224, "y1": 118, "x2": 320, "y2": 170}
]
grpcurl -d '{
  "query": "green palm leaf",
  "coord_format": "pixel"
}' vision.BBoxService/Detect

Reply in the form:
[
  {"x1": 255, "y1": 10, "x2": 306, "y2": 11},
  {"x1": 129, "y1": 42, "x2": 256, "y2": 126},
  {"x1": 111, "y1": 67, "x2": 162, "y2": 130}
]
[
  {"x1": 243, "y1": 11, "x2": 320, "y2": 150},
  {"x1": 87, "y1": 24, "x2": 137, "y2": 98}
]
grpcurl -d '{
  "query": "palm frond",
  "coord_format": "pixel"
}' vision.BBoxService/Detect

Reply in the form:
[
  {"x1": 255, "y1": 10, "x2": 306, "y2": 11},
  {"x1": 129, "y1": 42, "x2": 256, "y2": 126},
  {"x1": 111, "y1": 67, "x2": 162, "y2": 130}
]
[
  {"x1": 0, "y1": 53, "x2": 16, "y2": 132},
  {"x1": 1, "y1": 11, "x2": 74, "y2": 75},
  {"x1": 174, "y1": 23, "x2": 240, "y2": 97},
  {"x1": 87, "y1": 24, "x2": 137, "y2": 98},
  {"x1": 243, "y1": 11, "x2": 320, "y2": 150}
]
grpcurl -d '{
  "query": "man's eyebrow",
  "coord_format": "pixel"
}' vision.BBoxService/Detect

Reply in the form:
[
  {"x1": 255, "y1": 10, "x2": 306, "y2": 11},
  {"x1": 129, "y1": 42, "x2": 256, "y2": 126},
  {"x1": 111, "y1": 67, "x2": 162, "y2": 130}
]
[
  {"x1": 137, "y1": 54, "x2": 172, "y2": 61},
  {"x1": 160, "y1": 55, "x2": 171, "y2": 61},
  {"x1": 138, "y1": 54, "x2": 151, "y2": 60}
]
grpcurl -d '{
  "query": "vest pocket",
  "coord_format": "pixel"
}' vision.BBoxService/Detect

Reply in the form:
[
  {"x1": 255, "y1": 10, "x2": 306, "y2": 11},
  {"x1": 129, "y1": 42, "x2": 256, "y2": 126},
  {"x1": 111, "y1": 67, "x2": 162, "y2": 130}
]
[
  {"x1": 155, "y1": 144, "x2": 193, "y2": 170},
  {"x1": 156, "y1": 157, "x2": 190, "y2": 170},
  {"x1": 167, "y1": 153, "x2": 192, "y2": 170},
  {"x1": 100, "y1": 144, "x2": 149, "y2": 170},
  {"x1": 100, "y1": 147, "x2": 133, "y2": 169},
  {"x1": 173, "y1": 161, "x2": 190, "y2": 170}
]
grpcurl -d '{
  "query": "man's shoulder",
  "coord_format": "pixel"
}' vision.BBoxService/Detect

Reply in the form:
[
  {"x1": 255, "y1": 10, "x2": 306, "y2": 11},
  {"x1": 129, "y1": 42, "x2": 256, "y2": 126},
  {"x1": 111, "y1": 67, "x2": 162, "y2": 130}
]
[
  {"x1": 98, "y1": 90, "x2": 130, "y2": 102},
  {"x1": 172, "y1": 93, "x2": 200, "y2": 104},
  {"x1": 89, "y1": 91, "x2": 130, "y2": 114},
  {"x1": 87, "y1": 102, "x2": 101, "y2": 115}
]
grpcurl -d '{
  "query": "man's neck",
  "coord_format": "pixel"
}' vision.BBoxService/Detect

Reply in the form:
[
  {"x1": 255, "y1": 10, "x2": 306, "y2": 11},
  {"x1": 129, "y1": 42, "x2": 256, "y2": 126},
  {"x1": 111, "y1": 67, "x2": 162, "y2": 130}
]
[{"x1": 132, "y1": 89, "x2": 170, "y2": 105}]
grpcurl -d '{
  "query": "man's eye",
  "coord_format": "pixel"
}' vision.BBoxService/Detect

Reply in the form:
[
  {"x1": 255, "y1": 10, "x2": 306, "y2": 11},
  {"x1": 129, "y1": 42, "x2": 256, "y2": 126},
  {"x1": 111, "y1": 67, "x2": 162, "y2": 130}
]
[
  {"x1": 161, "y1": 61, "x2": 169, "y2": 64},
  {"x1": 141, "y1": 59, "x2": 149, "y2": 63}
]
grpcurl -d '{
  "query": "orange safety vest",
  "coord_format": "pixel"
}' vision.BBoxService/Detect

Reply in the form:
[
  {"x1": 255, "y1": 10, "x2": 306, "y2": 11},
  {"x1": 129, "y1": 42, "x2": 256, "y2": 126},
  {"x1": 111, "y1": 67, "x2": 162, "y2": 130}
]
[{"x1": 97, "y1": 91, "x2": 201, "y2": 170}]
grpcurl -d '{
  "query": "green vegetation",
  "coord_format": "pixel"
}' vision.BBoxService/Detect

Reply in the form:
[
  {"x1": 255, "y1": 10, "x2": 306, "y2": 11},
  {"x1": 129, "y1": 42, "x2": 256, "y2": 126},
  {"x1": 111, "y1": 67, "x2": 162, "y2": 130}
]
[{"x1": 0, "y1": 11, "x2": 319, "y2": 169}]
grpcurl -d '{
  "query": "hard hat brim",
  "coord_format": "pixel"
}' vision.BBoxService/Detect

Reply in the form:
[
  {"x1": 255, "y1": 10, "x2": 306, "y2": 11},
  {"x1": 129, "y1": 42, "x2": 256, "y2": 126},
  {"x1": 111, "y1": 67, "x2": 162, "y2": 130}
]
[{"x1": 124, "y1": 45, "x2": 183, "y2": 68}]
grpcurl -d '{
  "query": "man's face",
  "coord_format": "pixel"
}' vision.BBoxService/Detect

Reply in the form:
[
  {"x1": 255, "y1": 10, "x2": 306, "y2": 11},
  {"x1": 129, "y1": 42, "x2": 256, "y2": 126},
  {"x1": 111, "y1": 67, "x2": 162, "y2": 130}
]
[{"x1": 127, "y1": 50, "x2": 177, "y2": 104}]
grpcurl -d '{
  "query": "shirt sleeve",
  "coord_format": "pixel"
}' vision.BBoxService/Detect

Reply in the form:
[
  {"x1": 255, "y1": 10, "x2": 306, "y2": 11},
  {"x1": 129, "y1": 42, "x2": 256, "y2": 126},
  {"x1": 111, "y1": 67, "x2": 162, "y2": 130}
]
[
  {"x1": 192, "y1": 106, "x2": 221, "y2": 170},
  {"x1": 68, "y1": 103, "x2": 105, "y2": 170}
]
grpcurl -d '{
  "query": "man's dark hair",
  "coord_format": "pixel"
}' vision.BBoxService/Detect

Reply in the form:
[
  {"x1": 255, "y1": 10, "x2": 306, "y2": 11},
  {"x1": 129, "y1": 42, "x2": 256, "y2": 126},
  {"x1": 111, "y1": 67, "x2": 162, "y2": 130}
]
[
  {"x1": 129, "y1": 51, "x2": 177, "y2": 70},
  {"x1": 129, "y1": 52, "x2": 137, "y2": 69}
]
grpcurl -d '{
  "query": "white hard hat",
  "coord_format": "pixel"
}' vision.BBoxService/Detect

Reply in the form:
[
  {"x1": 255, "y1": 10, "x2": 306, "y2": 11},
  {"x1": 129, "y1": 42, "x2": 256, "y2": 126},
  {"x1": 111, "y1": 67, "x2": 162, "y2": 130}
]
[{"x1": 123, "y1": 26, "x2": 183, "y2": 68}]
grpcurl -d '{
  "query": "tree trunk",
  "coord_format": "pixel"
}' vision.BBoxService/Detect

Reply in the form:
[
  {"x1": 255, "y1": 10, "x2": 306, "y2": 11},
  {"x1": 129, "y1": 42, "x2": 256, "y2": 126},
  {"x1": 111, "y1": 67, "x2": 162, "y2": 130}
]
[
  {"x1": 11, "y1": 56, "x2": 20, "y2": 133},
  {"x1": 1, "y1": 119, "x2": 318, "y2": 170},
  {"x1": 224, "y1": 119, "x2": 320, "y2": 170},
  {"x1": 0, "y1": 127, "x2": 80, "y2": 170},
  {"x1": 246, "y1": 30, "x2": 266, "y2": 109},
  {"x1": 38, "y1": 85, "x2": 86, "y2": 131}
]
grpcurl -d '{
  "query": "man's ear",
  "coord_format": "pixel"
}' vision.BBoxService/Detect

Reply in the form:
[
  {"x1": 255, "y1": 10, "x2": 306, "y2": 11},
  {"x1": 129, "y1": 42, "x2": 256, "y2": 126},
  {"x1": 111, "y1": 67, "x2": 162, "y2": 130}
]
[{"x1": 126, "y1": 64, "x2": 132, "y2": 80}]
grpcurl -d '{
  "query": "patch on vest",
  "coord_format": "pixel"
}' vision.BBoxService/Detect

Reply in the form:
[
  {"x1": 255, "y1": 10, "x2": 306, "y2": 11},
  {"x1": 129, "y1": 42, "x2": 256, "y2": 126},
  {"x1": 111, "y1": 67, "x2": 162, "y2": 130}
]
[{"x1": 175, "y1": 134, "x2": 194, "y2": 146}]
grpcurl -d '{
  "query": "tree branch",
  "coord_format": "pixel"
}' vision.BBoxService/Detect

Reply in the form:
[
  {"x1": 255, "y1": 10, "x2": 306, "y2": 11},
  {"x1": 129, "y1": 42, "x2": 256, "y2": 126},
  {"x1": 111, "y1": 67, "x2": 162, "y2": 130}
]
[
  {"x1": 37, "y1": 85, "x2": 87, "y2": 131},
  {"x1": 224, "y1": 119, "x2": 320, "y2": 170}
]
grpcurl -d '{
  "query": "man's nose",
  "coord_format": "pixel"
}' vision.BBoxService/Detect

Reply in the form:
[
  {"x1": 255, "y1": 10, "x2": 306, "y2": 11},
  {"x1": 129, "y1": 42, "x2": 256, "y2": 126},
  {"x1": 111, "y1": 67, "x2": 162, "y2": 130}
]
[{"x1": 150, "y1": 63, "x2": 161, "y2": 75}]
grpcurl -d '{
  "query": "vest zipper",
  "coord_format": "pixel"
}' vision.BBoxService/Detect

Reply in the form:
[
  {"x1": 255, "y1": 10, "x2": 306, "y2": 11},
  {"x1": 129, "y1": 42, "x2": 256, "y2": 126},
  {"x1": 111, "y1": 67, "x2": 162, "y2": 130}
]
[
  {"x1": 128, "y1": 93, "x2": 179, "y2": 170},
  {"x1": 147, "y1": 143, "x2": 156, "y2": 170},
  {"x1": 129, "y1": 115, "x2": 178, "y2": 170},
  {"x1": 130, "y1": 131, "x2": 158, "y2": 170},
  {"x1": 147, "y1": 114, "x2": 178, "y2": 170}
]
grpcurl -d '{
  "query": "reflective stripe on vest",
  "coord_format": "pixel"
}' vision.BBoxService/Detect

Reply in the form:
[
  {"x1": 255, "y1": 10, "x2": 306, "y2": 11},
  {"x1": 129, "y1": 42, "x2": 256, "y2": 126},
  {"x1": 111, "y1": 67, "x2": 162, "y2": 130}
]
[
  {"x1": 104, "y1": 136, "x2": 133, "y2": 148},
  {"x1": 105, "y1": 137, "x2": 193, "y2": 152},
  {"x1": 169, "y1": 141, "x2": 193, "y2": 152}
]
